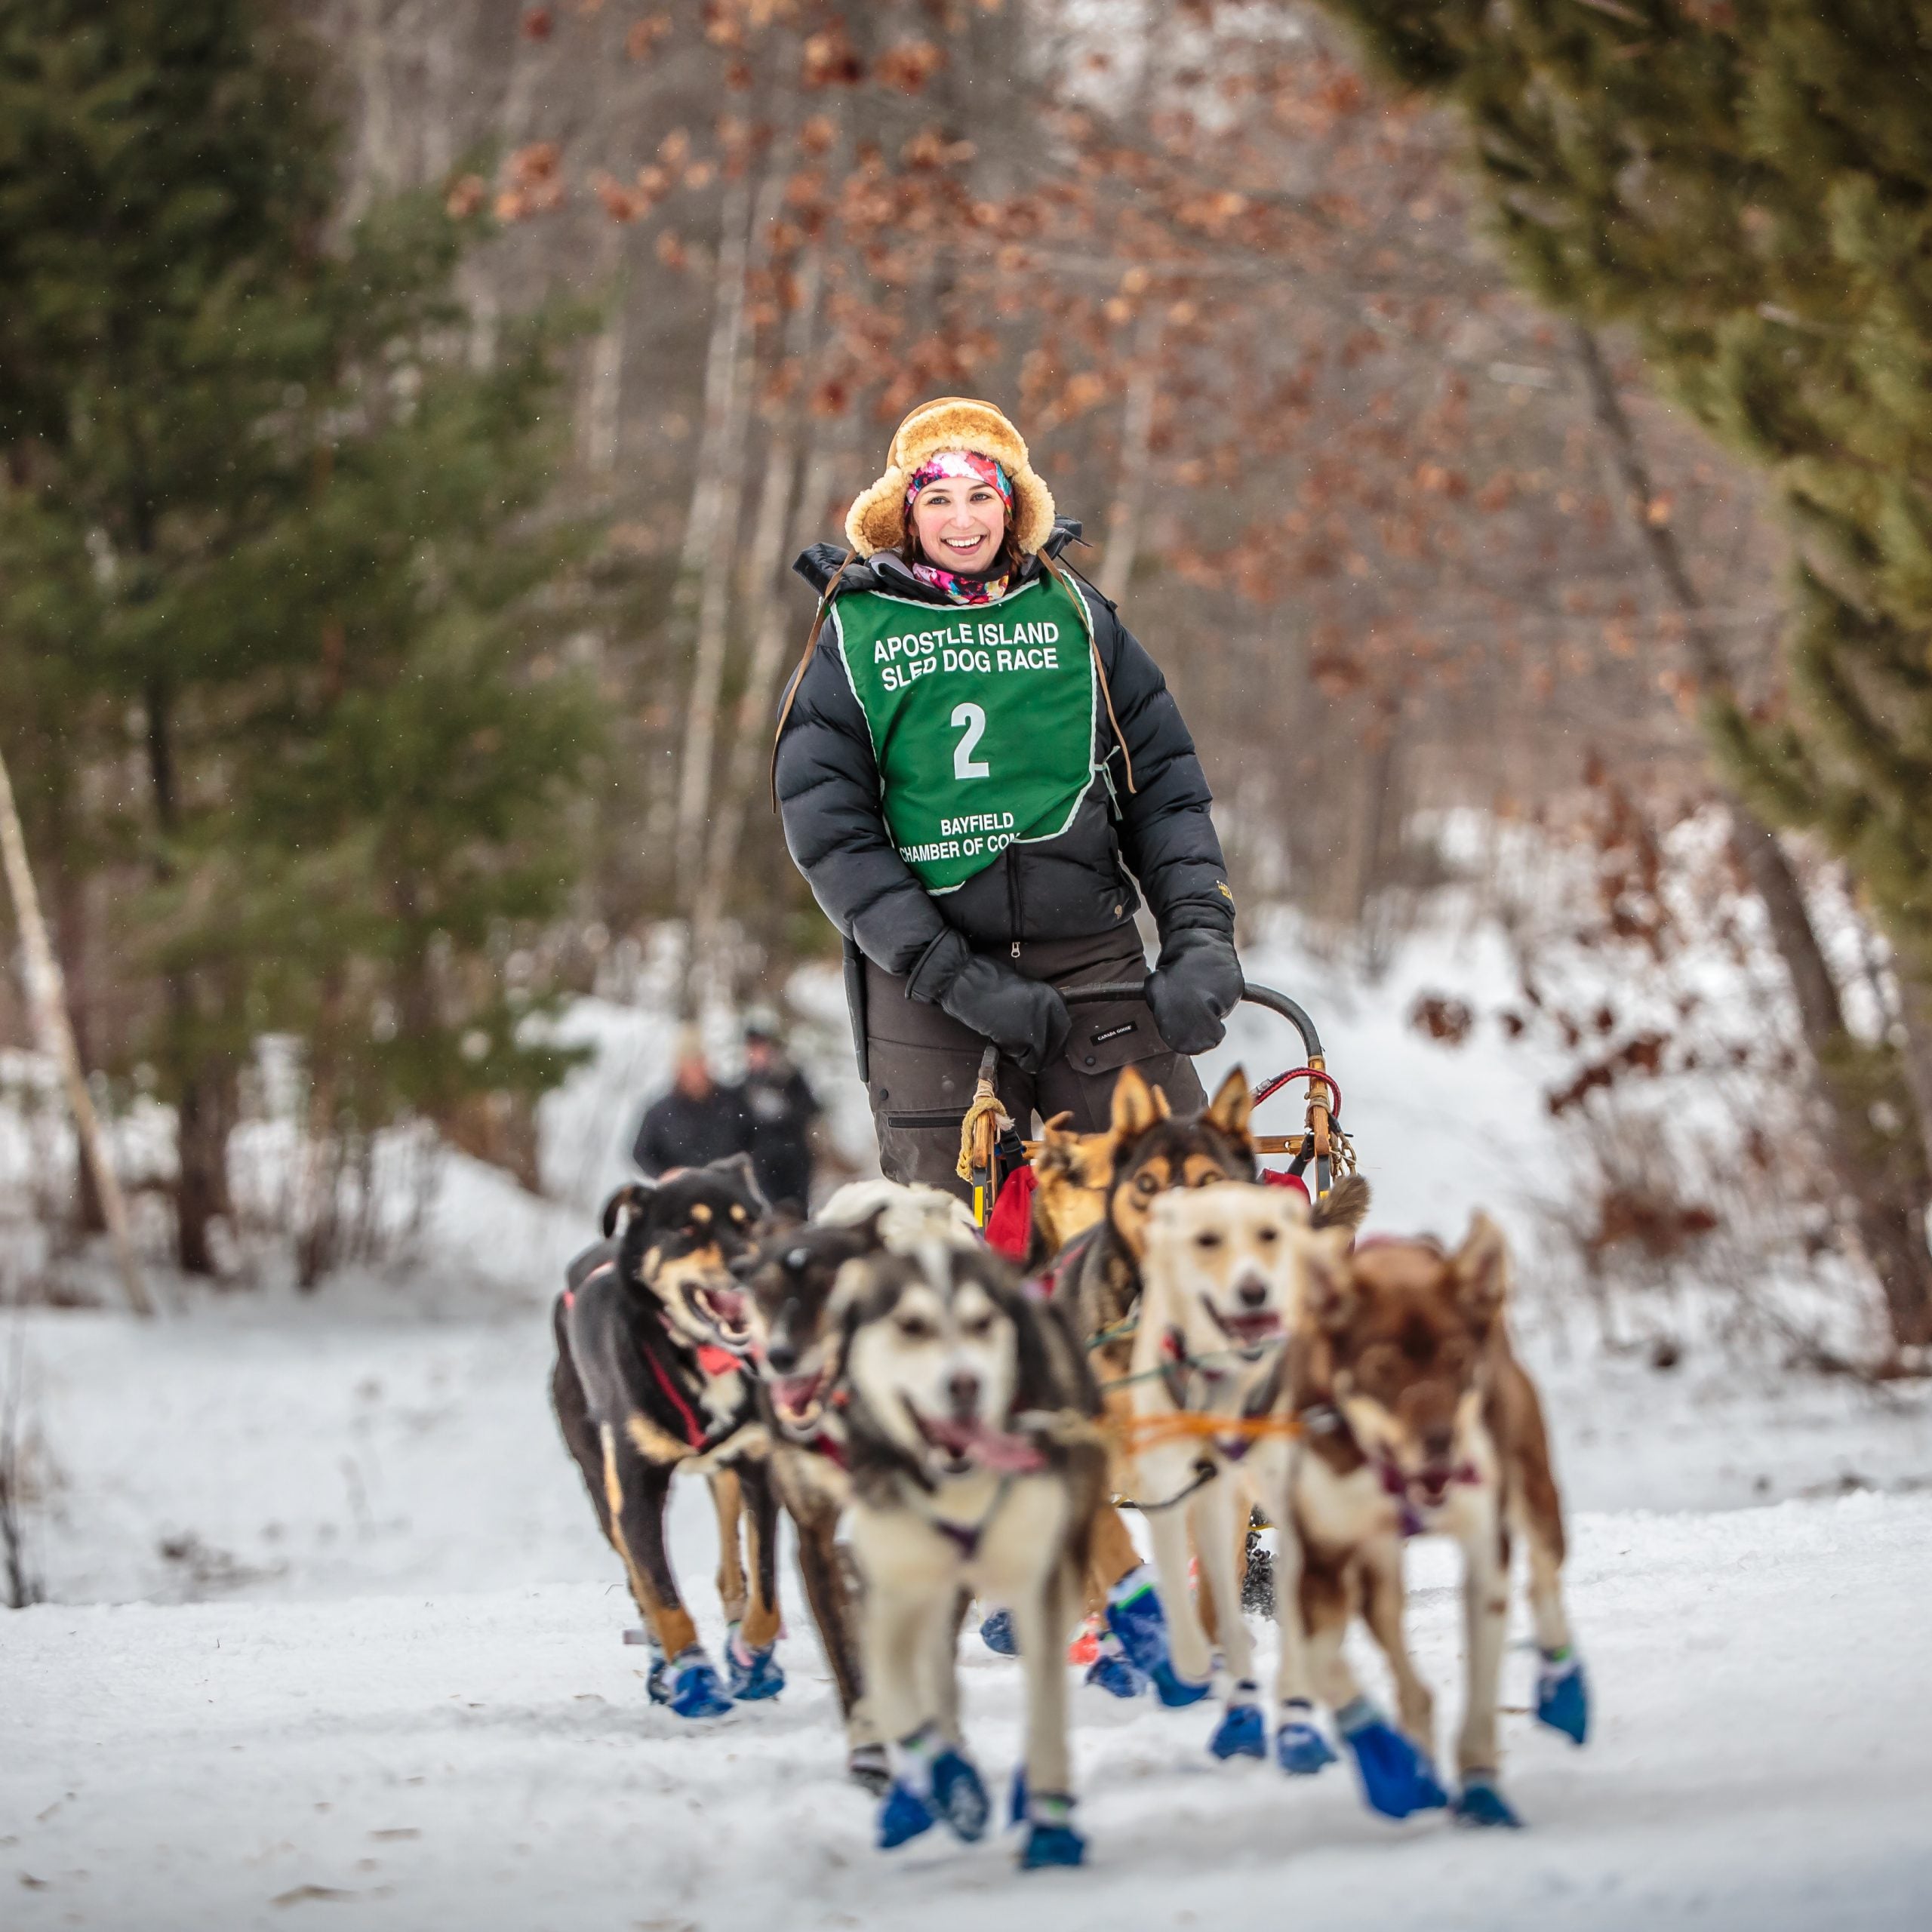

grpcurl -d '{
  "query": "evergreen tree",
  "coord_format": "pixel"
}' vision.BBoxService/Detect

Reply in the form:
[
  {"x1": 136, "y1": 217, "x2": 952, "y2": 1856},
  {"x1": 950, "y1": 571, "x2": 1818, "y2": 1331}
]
[
  {"x1": 0, "y1": 2, "x2": 598, "y2": 1275},
  {"x1": 1316, "y1": 0, "x2": 1932, "y2": 1344}
]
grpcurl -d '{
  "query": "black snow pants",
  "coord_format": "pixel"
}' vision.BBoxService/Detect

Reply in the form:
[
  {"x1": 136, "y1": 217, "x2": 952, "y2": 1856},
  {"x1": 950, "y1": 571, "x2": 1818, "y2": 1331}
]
[{"x1": 857, "y1": 931, "x2": 1205, "y2": 1201}]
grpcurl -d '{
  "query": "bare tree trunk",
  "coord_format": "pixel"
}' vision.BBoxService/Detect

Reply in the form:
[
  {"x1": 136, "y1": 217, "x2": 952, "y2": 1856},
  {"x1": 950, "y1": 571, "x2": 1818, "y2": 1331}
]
[
  {"x1": 578, "y1": 220, "x2": 628, "y2": 481},
  {"x1": 1574, "y1": 323, "x2": 1932, "y2": 1346},
  {"x1": 0, "y1": 746, "x2": 151, "y2": 1316},
  {"x1": 673, "y1": 173, "x2": 786, "y2": 943},
  {"x1": 1097, "y1": 310, "x2": 1161, "y2": 604},
  {"x1": 342, "y1": 0, "x2": 400, "y2": 226},
  {"x1": 688, "y1": 256, "x2": 827, "y2": 994},
  {"x1": 52, "y1": 820, "x2": 104, "y2": 1235}
]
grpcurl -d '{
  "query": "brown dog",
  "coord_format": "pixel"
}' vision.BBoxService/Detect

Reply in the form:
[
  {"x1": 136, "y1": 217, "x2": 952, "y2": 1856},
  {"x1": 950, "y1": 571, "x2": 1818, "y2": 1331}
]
[{"x1": 1270, "y1": 1214, "x2": 1589, "y2": 1826}]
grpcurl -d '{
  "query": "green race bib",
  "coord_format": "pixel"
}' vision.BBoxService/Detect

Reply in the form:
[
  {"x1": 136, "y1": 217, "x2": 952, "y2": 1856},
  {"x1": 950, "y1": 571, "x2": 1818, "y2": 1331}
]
[{"x1": 832, "y1": 574, "x2": 1100, "y2": 893}]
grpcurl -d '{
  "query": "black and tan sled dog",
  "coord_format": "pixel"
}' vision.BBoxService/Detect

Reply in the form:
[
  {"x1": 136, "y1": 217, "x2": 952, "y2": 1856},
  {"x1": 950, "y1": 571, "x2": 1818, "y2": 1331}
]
[{"x1": 550, "y1": 1157, "x2": 783, "y2": 1721}]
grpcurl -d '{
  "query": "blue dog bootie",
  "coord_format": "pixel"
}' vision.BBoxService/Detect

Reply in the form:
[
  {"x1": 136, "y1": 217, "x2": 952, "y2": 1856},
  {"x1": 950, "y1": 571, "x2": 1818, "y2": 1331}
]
[
  {"x1": 661, "y1": 1644, "x2": 734, "y2": 1721},
  {"x1": 724, "y1": 1623, "x2": 785, "y2": 1702},
  {"x1": 1337, "y1": 1695, "x2": 1448, "y2": 1820},
  {"x1": 1208, "y1": 1684, "x2": 1267, "y2": 1761},
  {"x1": 931, "y1": 1746, "x2": 991, "y2": 1841},
  {"x1": 1454, "y1": 1770, "x2": 1523, "y2": 1829},
  {"x1": 1148, "y1": 1657, "x2": 1214, "y2": 1708},
  {"x1": 879, "y1": 1724, "x2": 989, "y2": 1850},
  {"x1": 1018, "y1": 1791, "x2": 1087, "y2": 1871},
  {"x1": 1535, "y1": 1646, "x2": 1590, "y2": 1745},
  {"x1": 1103, "y1": 1565, "x2": 1172, "y2": 1678},
  {"x1": 878, "y1": 1779, "x2": 937, "y2": 1850},
  {"x1": 639, "y1": 1635, "x2": 673, "y2": 1706},
  {"x1": 1275, "y1": 1698, "x2": 1338, "y2": 1776},
  {"x1": 980, "y1": 1607, "x2": 1019, "y2": 1656},
  {"x1": 1083, "y1": 1629, "x2": 1146, "y2": 1700}
]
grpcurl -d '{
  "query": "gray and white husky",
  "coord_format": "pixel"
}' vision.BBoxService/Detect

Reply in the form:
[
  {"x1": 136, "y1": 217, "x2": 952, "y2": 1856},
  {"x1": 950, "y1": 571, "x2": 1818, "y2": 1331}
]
[{"x1": 838, "y1": 1238, "x2": 1106, "y2": 1870}]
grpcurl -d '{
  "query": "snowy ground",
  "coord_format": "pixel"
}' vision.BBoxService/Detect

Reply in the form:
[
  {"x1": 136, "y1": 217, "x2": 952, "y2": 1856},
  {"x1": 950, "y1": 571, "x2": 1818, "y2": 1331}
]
[
  {"x1": 8, "y1": 913, "x2": 1932, "y2": 1926},
  {"x1": 11, "y1": 1481, "x2": 1931, "y2": 1931}
]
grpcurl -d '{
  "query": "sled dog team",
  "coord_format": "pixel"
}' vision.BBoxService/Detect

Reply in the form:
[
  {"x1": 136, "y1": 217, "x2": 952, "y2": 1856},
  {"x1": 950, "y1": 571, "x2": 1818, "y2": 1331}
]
[{"x1": 550, "y1": 1065, "x2": 1591, "y2": 1870}]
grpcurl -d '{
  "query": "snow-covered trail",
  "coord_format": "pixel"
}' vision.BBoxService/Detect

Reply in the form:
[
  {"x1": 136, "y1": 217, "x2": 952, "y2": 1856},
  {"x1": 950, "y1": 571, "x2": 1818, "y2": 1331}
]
[{"x1": 9, "y1": 1494, "x2": 1930, "y2": 1932}]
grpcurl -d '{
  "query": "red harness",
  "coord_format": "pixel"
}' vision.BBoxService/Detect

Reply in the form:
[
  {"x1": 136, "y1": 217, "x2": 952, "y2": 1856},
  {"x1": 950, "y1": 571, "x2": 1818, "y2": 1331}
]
[{"x1": 562, "y1": 1264, "x2": 744, "y2": 1453}]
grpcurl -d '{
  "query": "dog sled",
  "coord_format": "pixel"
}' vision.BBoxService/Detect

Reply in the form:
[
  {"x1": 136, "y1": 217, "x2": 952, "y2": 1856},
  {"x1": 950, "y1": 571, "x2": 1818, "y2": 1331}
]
[{"x1": 968, "y1": 979, "x2": 1357, "y2": 1237}]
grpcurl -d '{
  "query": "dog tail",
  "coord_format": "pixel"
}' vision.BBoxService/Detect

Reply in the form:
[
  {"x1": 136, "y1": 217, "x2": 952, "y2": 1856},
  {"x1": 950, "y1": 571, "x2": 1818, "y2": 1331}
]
[{"x1": 1312, "y1": 1171, "x2": 1371, "y2": 1234}]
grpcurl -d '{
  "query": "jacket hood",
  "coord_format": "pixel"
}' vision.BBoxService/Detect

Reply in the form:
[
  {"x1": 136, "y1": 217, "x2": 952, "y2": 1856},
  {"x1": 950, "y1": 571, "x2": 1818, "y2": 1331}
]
[{"x1": 793, "y1": 516, "x2": 1084, "y2": 601}]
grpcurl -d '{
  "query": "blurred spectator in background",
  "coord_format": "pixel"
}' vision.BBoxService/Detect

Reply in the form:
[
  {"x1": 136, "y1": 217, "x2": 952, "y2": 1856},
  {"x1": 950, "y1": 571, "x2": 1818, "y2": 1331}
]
[
  {"x1": 632, "y1": 1027, "x2": 751, "y2": 1177},
  {"x1": 740, "y1": 1006, "x2": 820, "y2": 1214}
]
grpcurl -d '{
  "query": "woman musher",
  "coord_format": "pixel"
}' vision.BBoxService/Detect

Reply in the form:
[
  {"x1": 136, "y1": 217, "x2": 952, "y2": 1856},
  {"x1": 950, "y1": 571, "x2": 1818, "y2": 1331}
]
[
  {"x1": 774, "y1": 396, "x2": 1242, "y2": 1183},
  {"x1": 771, "y1": 398, "x2": 1244, "y2": 1709}
]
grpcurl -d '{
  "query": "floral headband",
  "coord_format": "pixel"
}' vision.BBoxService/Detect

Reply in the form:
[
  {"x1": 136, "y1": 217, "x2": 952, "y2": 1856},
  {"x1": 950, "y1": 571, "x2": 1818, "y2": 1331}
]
[{"x1": 905, "y1": 448, "x2": 1014, "y2": 511}]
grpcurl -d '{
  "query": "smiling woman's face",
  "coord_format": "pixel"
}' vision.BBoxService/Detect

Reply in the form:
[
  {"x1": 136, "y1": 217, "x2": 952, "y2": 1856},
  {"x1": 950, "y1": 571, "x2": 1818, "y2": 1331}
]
[{"x1": 911, "y1": 477, "x2": 1006, "y2": 574}]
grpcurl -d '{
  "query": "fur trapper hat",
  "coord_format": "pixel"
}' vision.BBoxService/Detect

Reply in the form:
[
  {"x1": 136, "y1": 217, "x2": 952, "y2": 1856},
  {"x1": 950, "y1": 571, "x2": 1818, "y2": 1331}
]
[{"x1": 844, "y1": 396, "x2": 1057, "y2": 560}]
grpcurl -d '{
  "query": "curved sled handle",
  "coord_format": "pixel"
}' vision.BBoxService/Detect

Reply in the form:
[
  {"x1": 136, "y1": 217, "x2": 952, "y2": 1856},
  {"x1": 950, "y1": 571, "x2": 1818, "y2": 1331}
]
[{"x1": 1057, "y1": 979, "x2": 1324, "y2": 1066}]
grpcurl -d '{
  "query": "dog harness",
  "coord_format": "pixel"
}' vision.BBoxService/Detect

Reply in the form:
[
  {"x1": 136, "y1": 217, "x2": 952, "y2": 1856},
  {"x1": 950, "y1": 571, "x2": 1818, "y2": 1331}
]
[
  {"x1": 562, "y1": 1261, "x2": 749, "y2": 1454},
  {"x1": 902, "y1": 1473, "x2": 1016, "y2": 1558}
]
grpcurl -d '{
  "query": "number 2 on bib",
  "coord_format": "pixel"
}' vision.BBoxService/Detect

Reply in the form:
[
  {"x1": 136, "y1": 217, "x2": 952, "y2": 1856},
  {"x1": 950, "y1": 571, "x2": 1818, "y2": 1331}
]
[{"x1": 951, "y1": 701, "x2": 991, "y2": 781}]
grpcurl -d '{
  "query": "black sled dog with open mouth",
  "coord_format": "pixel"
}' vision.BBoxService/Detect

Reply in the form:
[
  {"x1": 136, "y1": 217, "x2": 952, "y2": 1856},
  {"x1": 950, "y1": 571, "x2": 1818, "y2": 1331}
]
[{"x1": 550, "y1": 1156, "x2": 783, "y2": 1721}]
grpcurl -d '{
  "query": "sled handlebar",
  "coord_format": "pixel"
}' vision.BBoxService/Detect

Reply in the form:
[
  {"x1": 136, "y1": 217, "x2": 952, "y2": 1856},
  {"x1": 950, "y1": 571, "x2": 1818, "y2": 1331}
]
[{"x1": 1057, "y1": 979, "x2": 1325, "y2": 1066}]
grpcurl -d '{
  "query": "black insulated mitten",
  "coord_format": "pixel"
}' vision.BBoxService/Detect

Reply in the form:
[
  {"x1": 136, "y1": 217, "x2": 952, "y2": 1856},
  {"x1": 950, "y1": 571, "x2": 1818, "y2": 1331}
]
[
  {"x1": 1146, "y1": 931, "x2": 1242, "y2": 1056},
  {"x1": 937, "y1": 955, "x2": 1072, "y2": 1075}
]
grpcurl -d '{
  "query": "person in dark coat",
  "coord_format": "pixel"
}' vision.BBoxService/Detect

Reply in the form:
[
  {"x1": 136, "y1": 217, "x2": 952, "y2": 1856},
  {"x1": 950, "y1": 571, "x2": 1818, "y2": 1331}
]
[
  {"x1": 631, "y1": 1029, "x2": 752, "y2": 1179},
  {"x1": 771, "y1": 396, "x2": 1242, "y2": 1198},
  {"x1": 739, "y1": 1007, "x2": 820, "y2": 1214}
]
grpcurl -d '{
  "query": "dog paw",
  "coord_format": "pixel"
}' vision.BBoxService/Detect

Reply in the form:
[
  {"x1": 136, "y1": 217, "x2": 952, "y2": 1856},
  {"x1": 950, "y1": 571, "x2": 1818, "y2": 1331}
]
[
  {"x1": 1148, "y1": 1658, "x2": 1214, "y2": 1709},
  {"x1": 1535, "y1": 1649, "x2": 1589, "y2": 1746},
  {"x1": 980, "y1": 1607, "x2": 1018, "y2": 1656},
  {"x1": 878, "y1": 1780, "x2": 937, "y2": 1850},
  {"x1": 1337, "y1": 1698, "x2": 1448, "y2": 1820},
  {"x1": 848, "y1": 1744, "x2": 891, "y2": 1795},
  {"x1": 1275, "y1": 1717, "x2": 1337, "y2": 1777},
  {"x1": 931, "y1": 1749, "x2": 990, "y2": 1842},
  {"x1": 663, "y1": 1648, "x2": 734, "y2": 1721},
  {"x1": 1454, "y1": 1773, "x2": 1522, "y2": 1829},
  {"x1": 1103, "y1": 1567, "x2": 1172, "y2": 1678},
  {"x1": 1208, "y1": 1699, "x2": 1267, "y2": 1761},
  {"x1": 725, "y1": 1631, "x2": 784, "y2": 1703},
  {"x1": 1083, "y1": 1634, "x2": 1146, "y2": 1700}
]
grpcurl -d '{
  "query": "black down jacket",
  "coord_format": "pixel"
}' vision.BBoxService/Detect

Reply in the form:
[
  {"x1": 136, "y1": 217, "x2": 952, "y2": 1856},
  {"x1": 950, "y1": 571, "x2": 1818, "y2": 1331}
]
[{"x1": 774, "y1": 521, "x2": 1234, "y2": 981}]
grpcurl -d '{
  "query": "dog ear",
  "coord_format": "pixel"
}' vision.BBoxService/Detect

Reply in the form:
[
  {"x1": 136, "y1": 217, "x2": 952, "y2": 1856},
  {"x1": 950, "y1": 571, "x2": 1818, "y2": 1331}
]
[
  {"x1": 1451, "y1": 1211, "x2": 1511, "y2": 1327},
  {"x1": 1204, "y1": 1066, "x2": 1254, "y2": 1143},
  {"x1": 601, "y1": 1181, "x2": 655, "y2": 1240},
  {"x1": 844, "y1": 1205, "x2": 890, "y2": 1255},
  {"x1": 1301, "y1": 1226, "x2": 1357, "y2": 1334},
  {"x1": 705, "y1": 1151, "x2": 767, "y2": 1208},
  {"x1": 1037, "y1": 1112, "x2": 1078, "y2": 1171},
  {"x1": 1109, "y1": 1066, "x2": 1163, "y2": 1143}
]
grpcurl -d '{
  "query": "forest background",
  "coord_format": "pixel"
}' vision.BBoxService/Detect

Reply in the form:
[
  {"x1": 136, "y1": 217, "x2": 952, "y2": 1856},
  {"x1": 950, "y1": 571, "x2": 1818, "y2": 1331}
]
[{"x1": 5, "y1": 0, "x2": 1930, "y2": 1368}]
